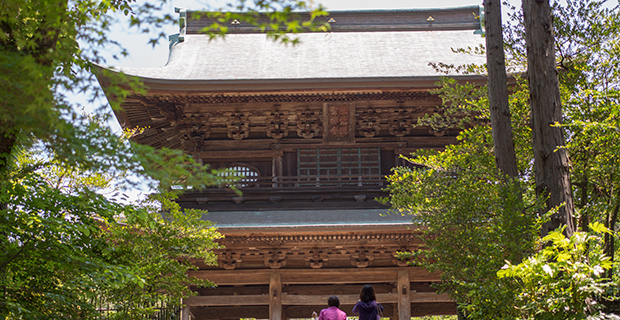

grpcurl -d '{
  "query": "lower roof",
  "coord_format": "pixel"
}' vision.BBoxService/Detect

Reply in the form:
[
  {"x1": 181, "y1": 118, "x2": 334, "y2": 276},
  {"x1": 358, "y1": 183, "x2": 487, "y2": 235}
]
[{"x1": 203, "y1": 208, "x2": 413, "y2": 229}]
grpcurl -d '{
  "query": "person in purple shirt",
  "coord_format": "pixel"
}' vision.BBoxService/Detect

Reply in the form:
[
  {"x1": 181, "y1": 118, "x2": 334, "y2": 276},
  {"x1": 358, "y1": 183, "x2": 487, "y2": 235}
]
[
  {"x1": 352, "y1": 285, "x2": 384, "y2": 320},
  {"x1": 317, "y1": 295, "x2": 347, "y2": 320}
]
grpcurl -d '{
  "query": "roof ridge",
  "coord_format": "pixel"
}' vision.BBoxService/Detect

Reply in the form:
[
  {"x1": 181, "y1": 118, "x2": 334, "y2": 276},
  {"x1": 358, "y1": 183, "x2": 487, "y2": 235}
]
[{"x1": 178, "y1": 5, "x2": 484, "y2": 35}]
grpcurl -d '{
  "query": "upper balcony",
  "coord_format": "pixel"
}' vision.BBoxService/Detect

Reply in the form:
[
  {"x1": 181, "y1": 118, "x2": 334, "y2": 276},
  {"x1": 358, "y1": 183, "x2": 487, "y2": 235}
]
[{"x1": 175, "y1": 173, "x2": 390, "y2": 213}]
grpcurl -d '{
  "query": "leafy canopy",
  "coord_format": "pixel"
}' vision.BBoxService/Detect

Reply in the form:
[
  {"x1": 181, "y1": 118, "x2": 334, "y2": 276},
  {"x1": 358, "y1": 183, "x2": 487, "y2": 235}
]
[
  {"x1": 0, "y1": 0, "x2": 328, "y2": 318},
  {"x1": 384, "y1": 0, "x2": 620, "y2": 318}
]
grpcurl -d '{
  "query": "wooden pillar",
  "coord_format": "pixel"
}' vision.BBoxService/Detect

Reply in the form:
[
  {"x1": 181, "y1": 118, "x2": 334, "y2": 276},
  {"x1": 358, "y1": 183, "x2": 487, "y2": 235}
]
[
  {"x1": 272, "y1": 155, "x2": 282, "y2": 187},
  {"x1": 270, "y1": 272, "x2": 283, "y2": 320},
  {"x1": 392, "y1": 303, "x2": 400, "y2": 320},
  {"x1": 397, "y1": 270, "x2": 411, "y2": 320},
  {"x1": 181, "y1": 305, "x2": 190, "y2": 320}
]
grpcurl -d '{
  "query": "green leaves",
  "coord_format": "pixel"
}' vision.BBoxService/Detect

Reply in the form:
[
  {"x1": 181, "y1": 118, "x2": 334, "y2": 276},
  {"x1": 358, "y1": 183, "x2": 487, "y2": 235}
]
[
  {"x1": 0, "y1": 0, "x2": 340, "y2": 318},
  {"x1": 385, "y1": 1, "x2": 620, "y2": 318},
  {"x1": 383, "y1": 123, "x2": 538, "y2": 319},
  {"x1": 497, "y1": 226, "x2": 615, "y2": 319},
  {"x1": 1, "y1": 148, "x2": 222, "y2": 319},
  {"x1": 589, "y1": 221, "x2": 612, "y2": 235}
]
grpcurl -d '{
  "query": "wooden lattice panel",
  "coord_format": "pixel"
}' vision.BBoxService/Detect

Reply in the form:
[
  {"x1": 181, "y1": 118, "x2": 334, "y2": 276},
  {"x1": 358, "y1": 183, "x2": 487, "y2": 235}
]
[{"x1": 297, "y1": 148, "x2": 380, "y2": 186}]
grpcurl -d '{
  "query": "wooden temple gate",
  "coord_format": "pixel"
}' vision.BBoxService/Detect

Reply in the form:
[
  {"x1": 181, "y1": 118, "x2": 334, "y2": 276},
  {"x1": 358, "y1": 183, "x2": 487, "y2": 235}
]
[
  {"x1": 98, "y1": 5, "x2": 487, "y2": 319},
  {"x1": 180, "y1": 226, "x2": 455, "y2": 319}
]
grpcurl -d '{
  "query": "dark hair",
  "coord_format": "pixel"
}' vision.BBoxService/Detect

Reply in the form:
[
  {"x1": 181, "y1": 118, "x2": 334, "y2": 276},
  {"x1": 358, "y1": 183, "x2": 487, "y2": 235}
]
[
  {"x1": 359, "y1": 285, "x2": 376, "y2": 302},
  {"x1": 328, "y1": 295, "x2": 340, "y2": 307}
]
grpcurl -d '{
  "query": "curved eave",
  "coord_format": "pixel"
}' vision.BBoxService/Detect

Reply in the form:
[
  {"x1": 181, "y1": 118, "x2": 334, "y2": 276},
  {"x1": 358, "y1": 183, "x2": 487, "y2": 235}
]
[{"x1": 97, "y1": 68, "x2": 489, "y2": 95}]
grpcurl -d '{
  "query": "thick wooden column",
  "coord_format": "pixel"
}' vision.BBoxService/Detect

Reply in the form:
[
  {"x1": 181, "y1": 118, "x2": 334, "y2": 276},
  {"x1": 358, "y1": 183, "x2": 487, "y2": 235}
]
[
  {"x1": 270, "y1": 272, "x2": 283, "y2": 320},
  {"x1": 181, "y1": 305, "x2": 190, "y2": 320},
  {"x1": 398, "y1": 270, "x2": 411, "y2": 320},
  {"x1": 272, "y1": 155, "x2": 282, "y2": 187}
]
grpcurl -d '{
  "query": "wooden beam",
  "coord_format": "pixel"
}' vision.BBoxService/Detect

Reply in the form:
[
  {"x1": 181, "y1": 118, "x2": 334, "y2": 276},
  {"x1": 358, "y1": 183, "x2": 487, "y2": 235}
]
[
  {"x1": 277, "y1": 142, "x2": 402, "y2": 152},
  {"x1": 398, "y1": 270, "x2": 411, "y2": 320},
  {"x1": 282, "y1": 284, "x2": 395, "y2": 296},
  {"x1": 411, "y1": 292, "x2": 452, "y2": 303},
  {"x1": 270, "y1": 272, "x2": 283, "y2": 320},
  {"x1": 189, "y1": 269, "x2": 271, "y2": 285},
  {"x1": 193, "y1": 150, "x2": 277, "y2": 159},
  {"x1": 199, "y1": 306, "x2": 269, "y2": 319},
  {"x1": 411, "y1": 302, "x2": 457, "y2": 317},
  {"x1": 188, "y1": 267, "x2": 440, "y2": 285},
  {"x1": 185, "y1": 294, "x2": 270, "y2": 306},
  {"x1": 186, "y1": 292, "x2": 451, "y2": 307}
]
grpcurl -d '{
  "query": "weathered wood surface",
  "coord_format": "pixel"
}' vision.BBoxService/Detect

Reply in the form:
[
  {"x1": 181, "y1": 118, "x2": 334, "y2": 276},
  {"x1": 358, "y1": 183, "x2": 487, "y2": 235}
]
[
  {"x1": 191, "y1": 149, "x2": 278, "y2": 159},
  {"x1": 186, "y1": 295, "x2": 271, "y2": 306},
  {"x1": 197, "y1": 282, "x2": 440, "y2": 296},
  {"x1": 398, "y1": 270, "x2": 412, "y2": 320},
  {"x1": 270, "y1": 273, "x2": 283, "y2": 320},
  {"x1": 188, "y1": 267, "x2": 441, "y2": 285},
  {"x1": 522, "y1": 0, "x2": 575, "y2": 236},
  {"x1": 181, "y1": 306, "x2": 190, "y2": 320},
  {"x1": 186, "y1": 292, "x2": 452, "y2": 306}
]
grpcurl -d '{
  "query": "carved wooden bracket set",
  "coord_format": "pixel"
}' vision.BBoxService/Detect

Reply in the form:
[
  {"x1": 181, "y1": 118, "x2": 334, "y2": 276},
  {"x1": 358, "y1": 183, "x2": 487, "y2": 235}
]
[
  {"x1": 214, "y1": 232, "x2": 420, "y2": 270},
  {"x1": 146, "y1": 103, "x2": 445, "y2": 152}
]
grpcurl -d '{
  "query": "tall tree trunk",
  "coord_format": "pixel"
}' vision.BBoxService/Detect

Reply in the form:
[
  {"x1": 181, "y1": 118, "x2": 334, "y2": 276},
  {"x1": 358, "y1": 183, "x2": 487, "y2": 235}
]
[
  {"x1": 522, "y1": 0, "x2": 575, "y2": 237},
  {"x1": 484, "y1": 0, "x2": 519, "y2": 180}
]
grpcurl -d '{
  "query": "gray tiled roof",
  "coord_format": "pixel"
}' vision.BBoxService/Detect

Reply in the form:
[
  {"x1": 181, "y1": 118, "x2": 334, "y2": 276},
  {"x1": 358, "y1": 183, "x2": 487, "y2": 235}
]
[
  {"x1": 115, "y1": 30, "x2": 485, "y2": 81},
  {"x1": 203, "y1": 209, "x2": 413, "y2": 228}
]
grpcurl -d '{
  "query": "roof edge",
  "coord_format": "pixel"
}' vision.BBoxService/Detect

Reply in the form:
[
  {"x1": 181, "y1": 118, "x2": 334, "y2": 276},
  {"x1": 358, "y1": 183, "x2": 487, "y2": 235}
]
[{"x1": 97, "y1": 69, "x2": 490, "y2": 93}]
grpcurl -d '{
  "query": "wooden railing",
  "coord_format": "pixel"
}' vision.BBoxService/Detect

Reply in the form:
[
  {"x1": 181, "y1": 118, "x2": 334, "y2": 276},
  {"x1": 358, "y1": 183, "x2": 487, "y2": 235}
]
[
  {"x1": 92, "y1": 296, "x2": 180, "y2": 319},
  {"x1": 216, "y1": 174, "x2": 386, "y2": 189}
]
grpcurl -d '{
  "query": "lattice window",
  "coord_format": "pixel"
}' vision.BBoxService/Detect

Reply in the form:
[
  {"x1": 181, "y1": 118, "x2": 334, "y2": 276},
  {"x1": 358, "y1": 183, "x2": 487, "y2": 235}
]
[
  {"x1": 297, "y1": 148, "x2": 380, "y2": 186},
  {"x1": 220, "y1": 165, "x2": 259, "y2": 187}
]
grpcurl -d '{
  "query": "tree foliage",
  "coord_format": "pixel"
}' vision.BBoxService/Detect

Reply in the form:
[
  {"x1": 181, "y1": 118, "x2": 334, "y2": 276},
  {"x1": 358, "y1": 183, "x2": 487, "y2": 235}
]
[
  {"x1": 0, "y1": 0, "x2": 327, "y2": 318},
  {"x1": 383, "y1": 79, "x2": 539, "y2": 319},
  {"x1": 1, "y1": 147, "x2": 222, "y2": 319},
  {"x1": 385, "y1": 0, "x2": 620, "y2": 318},
  {"x1": 498, "y1": 223, "x2": 615, "y2": 319}
]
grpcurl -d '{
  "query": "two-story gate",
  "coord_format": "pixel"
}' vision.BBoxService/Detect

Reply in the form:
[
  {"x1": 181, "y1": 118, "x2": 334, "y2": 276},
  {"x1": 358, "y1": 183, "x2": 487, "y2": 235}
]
[{"x1": 98, "y1": 5, "x2": 487, "y2": 319}]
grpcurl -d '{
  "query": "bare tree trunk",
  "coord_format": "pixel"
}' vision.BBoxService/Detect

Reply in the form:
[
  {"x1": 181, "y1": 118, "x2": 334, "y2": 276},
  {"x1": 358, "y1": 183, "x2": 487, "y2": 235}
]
[
  {"x1": 522, "y1": 0, "x2": 575, "y2": 237},
  {"x1": 484, "y1": 0, "x2": 519, "y2": 180}
]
